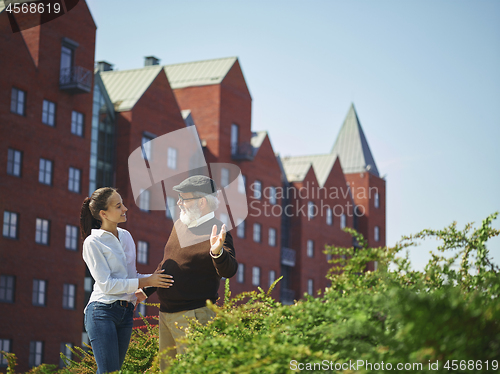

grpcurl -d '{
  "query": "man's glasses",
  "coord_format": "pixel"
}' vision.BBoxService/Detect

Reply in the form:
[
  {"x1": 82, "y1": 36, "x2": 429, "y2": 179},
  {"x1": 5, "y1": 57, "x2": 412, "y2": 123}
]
[{"x1": 178, "y1": 194, "x2": 203, "y2": 203}]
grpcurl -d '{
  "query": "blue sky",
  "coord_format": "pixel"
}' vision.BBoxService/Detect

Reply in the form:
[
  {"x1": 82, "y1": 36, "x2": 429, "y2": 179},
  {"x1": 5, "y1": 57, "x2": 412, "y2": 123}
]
[{"x1": 86, "y1": 0, "x2": 500, "y2": 269}]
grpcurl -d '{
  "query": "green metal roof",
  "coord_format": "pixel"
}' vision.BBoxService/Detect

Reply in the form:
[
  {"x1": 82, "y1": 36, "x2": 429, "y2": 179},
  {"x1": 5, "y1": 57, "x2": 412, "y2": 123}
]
[
  {"x1": 164, "y1": 57, "x2": 238, "y2": 89},
  {"x1": 281, "y1": 104, "x2": 380, "y2": 185},
  {"x1": 330, "y1": 104, "x2": 379, "y2": 177},
  {"x1": 250, "y1": 131, "x2": 267, "y2": 156},
  {"x1": 99, "y1": 65, "x2": 163, "y2": 112}
]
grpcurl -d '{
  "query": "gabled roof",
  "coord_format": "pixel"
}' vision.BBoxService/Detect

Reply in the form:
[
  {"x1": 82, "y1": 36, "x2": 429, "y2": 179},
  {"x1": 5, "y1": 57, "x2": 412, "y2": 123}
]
[
  {"x1": 330, "y1": 104, "x2": 379, "y2": 176},
  {"x1": 164, "y1": 57, "x2": 238, "y2": 89},
  {"x1": 250, "y1": 131, "x2": 267, "y2": 157},
  {"x1": 281, "y1": 154, "x2": 337, "y2": 186},
  {"x1": 99, "y1": 65, "x2": 163, "y2": 112}
]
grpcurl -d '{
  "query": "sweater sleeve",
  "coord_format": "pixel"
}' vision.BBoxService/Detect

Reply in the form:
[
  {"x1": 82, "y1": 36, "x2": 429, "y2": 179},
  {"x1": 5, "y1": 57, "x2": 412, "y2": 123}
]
[
  {"x1": 212, "y1": 231, "x2": 238, "y2": 278},
  {"x1": 83, "y1": 237, "x2": 139, "y2": 295}
]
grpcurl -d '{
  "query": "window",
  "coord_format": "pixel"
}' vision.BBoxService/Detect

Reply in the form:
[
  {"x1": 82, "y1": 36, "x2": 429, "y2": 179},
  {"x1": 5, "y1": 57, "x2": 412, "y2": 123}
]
[
  {"x1": 42, "y1": 100, "x2": 56, "y2": 126},
  {"x1": 253, "y1": 180, "x2": 262, "y2": 199},
  {"x1": 307, "y1": 240, "x2": 314, "y2": 258},
  {"x1": 231, "y1": 124, "x2": 239, "y2": 155},
  {"x1": 35, "y1": 218, "x2": 50, "y2": 245},
  {"x1": 220, "y1": 213, "x2": 229, "y2": 226},
  {"x1": 374, "y1": 226, "x2": 380, "y2": 242},
  {"x1": 60, "y1": 45, "x2": 73, "y2": 73},
  {"x1": 71, "y1": 111, "x2": 84, "y2": 136},
  {"x1": 269, "y1": 186, "x2": 277, "y2": 205},
  {"x1": 137, "y1": 241, "x2": 149, "y2": 264},
  {"x1": 32, "y1": 279, "x2": 46, "y2": 306},
  {"x1": 269, "y1": 270, "x2": 276, "y2": 287},
  {"x1": 29, "y1": 341, "x2": 43, "y2": 368},
  {"x1": 268, "y1": 228, "x2": 276, "y2": 247},
  {"x1": 65, "y1": 225, "x2": 78, "y2": 251},
  {"x1": 7, "y1": 148, "x2": 22, "y2": 177},
  {"x1": 62, "y1": 284, "x2": 76, "y2": 309},
  {"x1": 221, "y1": 167, "x2": 229, "y2": 188},
  {"x1": 236, "y1": 263, "x2": 245, "y2": 283},
  {"x1": 142, "y1": 134, "x2": 154, "y2": 161},
  {"x1": 0, "y1": 275, "x2": 15, "y2": 303},
  {"x1": 307, "y1": 201, "x2": 315, "y2": 219},
  {"x1": 253, "y1": 223, "x2": 261, "y2": 243},
  {"x1": 68, "y1": 167, "x2": 81, "y2": 193},
  {"x1": 60, "y1": 343, "x2": 72, "y2": 368},
  {"x1": 11, "y1": 87, "x2": 26, "y2": 116},
  {"x1": 3, "y1": 211, "x2": 18, "y2": 239},
  {"x1": 374, "y1": 192, "x2": 380, "y2": 208},
  {"x1": 236, "y1": 218, "x2": 245, "y2": 238},
  {"x1": 167, "y1": 147, "x2": 177, "y2": 170},
  {"x1": 326, "y1": 208, "x2": 332, "y2": 225},
  {"x1": 0, "y1": 339, "x2": 11, "y2": 367},
  {"x1": 135, "y1": 303, "x2": 146, "y2": 317},
  {"x1": 39, "y1": 159, "x2": 53, "y2": 185},
  {"x1": 139, "y1": 189, "x2": 150, "y2": 212},
  {"x1": 307, "y1": 279, "x2": 314, "y2": 295},
  {"x1": 238, "y1": 175, "x2": 246, "y2": 194},
  {"x1": 252, "y1": 266, "x2": 260, "y2": 286},
  {"x1": 340, "y1": 214, "x2": 346, "y2": 229},
  {"x1": 166, "y1": 196, "x2": 176, "y2": 219}
]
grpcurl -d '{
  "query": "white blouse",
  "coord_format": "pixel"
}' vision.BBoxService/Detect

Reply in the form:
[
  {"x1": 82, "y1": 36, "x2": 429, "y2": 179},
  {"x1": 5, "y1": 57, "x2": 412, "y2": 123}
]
[{"x1": 83, "y1": 227, "x2": 150, "y2": 312}]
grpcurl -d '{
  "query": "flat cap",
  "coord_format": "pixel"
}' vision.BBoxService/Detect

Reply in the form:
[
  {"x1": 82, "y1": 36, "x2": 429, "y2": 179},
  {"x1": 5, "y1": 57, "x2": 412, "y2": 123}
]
[{"x1": 173, "y1": 175, "x2": 218, "y2": 195}]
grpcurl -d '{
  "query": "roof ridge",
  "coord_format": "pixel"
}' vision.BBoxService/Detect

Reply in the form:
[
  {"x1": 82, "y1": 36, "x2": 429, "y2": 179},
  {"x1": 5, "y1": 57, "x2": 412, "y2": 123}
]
[{"x1": 164, "y1": 56, "x2": 238, "y2": 67}]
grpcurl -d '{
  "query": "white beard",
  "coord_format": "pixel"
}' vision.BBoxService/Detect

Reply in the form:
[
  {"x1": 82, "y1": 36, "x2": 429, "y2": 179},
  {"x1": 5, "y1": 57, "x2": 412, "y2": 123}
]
[{"x1": 179, "y1": 204, "x2": 202, "y2": 225}]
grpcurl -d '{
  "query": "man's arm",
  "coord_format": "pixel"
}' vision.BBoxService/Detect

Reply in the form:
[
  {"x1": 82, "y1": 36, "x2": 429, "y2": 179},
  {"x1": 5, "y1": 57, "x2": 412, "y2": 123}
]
[{"x1": 211, "y1": 230, "x2": 238, "y2": 278}]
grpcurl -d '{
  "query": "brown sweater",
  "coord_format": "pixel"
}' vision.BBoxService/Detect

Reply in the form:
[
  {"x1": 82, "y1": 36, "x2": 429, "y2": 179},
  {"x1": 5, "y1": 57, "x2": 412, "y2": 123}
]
[{"x1": 145, "y1": 218, "x2": 237, "y2": 313}]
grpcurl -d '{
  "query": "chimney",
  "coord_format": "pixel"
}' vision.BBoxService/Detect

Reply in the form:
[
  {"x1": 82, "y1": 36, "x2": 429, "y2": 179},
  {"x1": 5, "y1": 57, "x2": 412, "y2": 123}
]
[
  {"x1": 96, "y1": 61, "x2": 113, "y2": 72},
  {"x1": 144, "y1": 56, "x2": 160, "y2": 66}
]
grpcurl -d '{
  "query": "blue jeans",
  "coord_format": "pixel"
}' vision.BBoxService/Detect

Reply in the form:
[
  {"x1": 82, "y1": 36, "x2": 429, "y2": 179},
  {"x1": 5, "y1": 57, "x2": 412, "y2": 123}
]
[{"x1": 84, "y1": 301, "x2": 134, "y2": 374}]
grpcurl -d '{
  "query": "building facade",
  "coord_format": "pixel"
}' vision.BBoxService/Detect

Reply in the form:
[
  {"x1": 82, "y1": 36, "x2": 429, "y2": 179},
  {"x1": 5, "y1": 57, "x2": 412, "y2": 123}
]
[{"x1": 0, "y1": 2, "x2": 385, "y2": 370}]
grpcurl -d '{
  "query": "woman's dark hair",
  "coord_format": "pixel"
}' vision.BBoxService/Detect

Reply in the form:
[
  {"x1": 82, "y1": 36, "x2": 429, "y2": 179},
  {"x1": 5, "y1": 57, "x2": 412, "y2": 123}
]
[{"x1": 80, "y1": 187, "x2": 117, "y2": 240}]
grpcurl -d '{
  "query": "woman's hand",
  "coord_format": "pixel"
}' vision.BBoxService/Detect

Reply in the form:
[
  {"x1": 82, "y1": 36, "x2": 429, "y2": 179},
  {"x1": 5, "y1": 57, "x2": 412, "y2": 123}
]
[{"x1": 139, "y1": 269, "x2": 174, "y2": 288}]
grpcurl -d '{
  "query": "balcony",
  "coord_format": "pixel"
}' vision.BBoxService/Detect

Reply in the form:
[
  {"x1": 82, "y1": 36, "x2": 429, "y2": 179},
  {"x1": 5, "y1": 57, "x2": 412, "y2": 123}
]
[
  {"x1": 281, "y1": 247, "x2": 296, "y2": 267},
  {"x1": 59, "y1": 66, "x2": 92, "y2": 94},
  {"x1": 231, "y1": 142, "x2": 254, "y2": 161},
  {"x1": 280, "y1": 288, "x2": 295, "y2": 305}
]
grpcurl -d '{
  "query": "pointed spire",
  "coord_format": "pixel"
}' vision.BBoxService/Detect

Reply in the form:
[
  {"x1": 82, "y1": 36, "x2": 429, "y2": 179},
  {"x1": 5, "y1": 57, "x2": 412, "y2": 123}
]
[{"x1": 330, "y1": 104, "x2": 379, "y2": 176}]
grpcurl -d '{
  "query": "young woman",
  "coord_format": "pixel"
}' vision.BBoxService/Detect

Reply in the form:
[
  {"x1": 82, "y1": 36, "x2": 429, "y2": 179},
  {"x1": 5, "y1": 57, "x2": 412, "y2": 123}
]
[{"x1": 80, "y1": 187, "x2": 173, "y2": 373}]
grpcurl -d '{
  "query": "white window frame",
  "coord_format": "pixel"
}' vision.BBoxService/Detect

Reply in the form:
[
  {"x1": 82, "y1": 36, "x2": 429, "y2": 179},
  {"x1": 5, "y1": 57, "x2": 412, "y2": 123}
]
[
  {"x1": 237, "y1": 263, "x2": 245, "y2": 283},
  {"x1": 71, "y1": 110, "x2": 84, "y2": 137},
  {"x1": 269, "y1": 270, "x2": 276, "y2": 287},
  {"x1": 236, "y1": 218, "x2": 245, "y2": 238},
  {"x1": 39, "y1": 158, "x2": 53, "y2": 185},
  {"x1": 307, "y1": 239, "x2": 314, "y2": 258},
  {"x1": 0, "y1": 275, "x2": 15, "y2": 303},
  {"x1": 307, "y1": 201, "x2": 315, "y2": 219},
  {"x1": 11, "y1": 87, "x2": 26, "y2": 116},
  {"x1": 307, "y1": 279, "x2": 314, "y2": 295},
  {"x1": 29, "y1": 341, "x2": 43, "y2": 368},
  {"x1": 221, "y1": 167, "x2": 229, "y2": 188},
  {"x1": 238, "y1": 175, "x2": 246, "y2": 194},
  {"x1": 326, "y1": 208, "x2": 332, "y2": 225},
  {"x1": 137, "y1": 241, "x2": 149, "y2": 264},
  {"x1": 7, "y1": 148, "x2": 22, "y2": 177},
  {"x1": 252, "y1": 266, "x2": 260, "y2": 286},
  {"x1": 166, "y1": 196, "x2": 176, "y2": 219},
  {"x1": 3, "y1": 211, "x2": 18, "y2": 239},
  {"x1": 167, "y1": 147, "x2": 177, "y2": 170},
  {"x1": 374, "y1": 192, "x2": 380, "y2": 208},
  {"x1": 68, "y1": 167, "x2": 81, "y2": 193},
  {"x1": 32, "y1": 279, "x2": 46, "y2": 306},
  {"x1": 42, "y1": 100, "x2": 56, "y2": 126},
  {"x1": 35, "y1": 218, "x2": 50, "y2": 245},
  {"x1": 268, "y1": 227, "x2": 276, "y2": 247},
  {"x1": 65, "y1": 225, "x2": 78, "y2": 251},
  {"x1": 253, "y1": 223, "x2": 261, "y2": 243},
  {"x1": 62, "y1": 284, "x2": 76, "y2": 309},
  {"x1": 340, "y1": 214, "x2": 346, "y2": 229},
  {"x1": 269, "y1": 186, "x2": 277, "y2": 205},
  {"x1": 231, "y1": 124, "x2": 239, "y2": 155},
  {"x1": 0, "y1": 339, "x2": 12, "y2": 366},
  {"x1": 139, "y1": 189, "x2": 150, "y2": 212},
  {"x1": 253, "y1": 180, "x2": 262, "y2": 199},
  {"x1": 374, "y1": 226, "x2": 380, "y2": 242}
]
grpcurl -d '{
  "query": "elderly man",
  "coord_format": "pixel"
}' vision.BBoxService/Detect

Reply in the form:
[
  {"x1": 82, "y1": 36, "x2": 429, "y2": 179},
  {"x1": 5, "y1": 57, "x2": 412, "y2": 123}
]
[{"x1": 141, "y1": 175, "x2": 238, "y2": 369}]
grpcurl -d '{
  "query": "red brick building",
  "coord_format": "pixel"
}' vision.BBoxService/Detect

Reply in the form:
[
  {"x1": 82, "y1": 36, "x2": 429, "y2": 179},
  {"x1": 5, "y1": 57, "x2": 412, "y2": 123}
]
[
  {"x1": 0, "y1": 2, "x2": 385, "y2": 370},
  {"x1": 0, "y1": 2, "x2": 96, "y2": 371}
]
